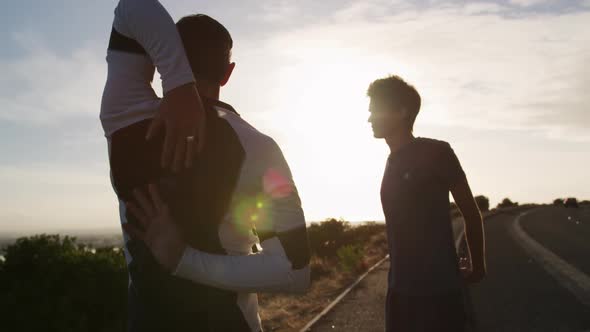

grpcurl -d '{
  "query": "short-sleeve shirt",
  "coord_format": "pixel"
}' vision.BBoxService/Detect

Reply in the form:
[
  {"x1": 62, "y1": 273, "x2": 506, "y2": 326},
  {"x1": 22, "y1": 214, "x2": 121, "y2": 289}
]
[{"x1": 381, "y1": 137, "x2": 466, "y2": 295}]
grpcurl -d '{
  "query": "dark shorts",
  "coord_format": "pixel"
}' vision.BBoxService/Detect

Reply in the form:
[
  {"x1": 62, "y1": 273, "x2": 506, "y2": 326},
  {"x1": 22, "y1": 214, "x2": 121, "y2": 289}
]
[{"x1": 385, "y1": 288, "x2": 472, "y2": 332}]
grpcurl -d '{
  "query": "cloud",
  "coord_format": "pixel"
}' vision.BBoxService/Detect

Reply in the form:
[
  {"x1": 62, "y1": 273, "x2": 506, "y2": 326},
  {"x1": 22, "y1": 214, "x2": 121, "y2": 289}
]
[
  {"x1": 463, "y1": 2, "x2": 507, "y2": 14},
  {"x1": 255, "y1": 1, "x2": 590, "y2": 141},
  {"x1": 508, "y1": 0, "x2": 550, "y2": 7},
  {"x1": 1, "y1": 0, "x2": 589, "y2": 228},
  {"x1": 256, "y1": 0, "x2": 301, "y2": 23},
  {"x1": 0, "y1": 30, "x2": 115, "y2": 231},
  {"x1": 0, "y1": 31, "x2": 106, "y2": 125}
]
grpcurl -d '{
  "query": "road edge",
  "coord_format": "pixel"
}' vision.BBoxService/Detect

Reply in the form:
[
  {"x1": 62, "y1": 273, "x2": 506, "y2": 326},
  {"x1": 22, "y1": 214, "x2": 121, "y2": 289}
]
[
  {"x1": 509, "y1": 209, "x2": 590, "y2": 308},
  {"x1": 299, "y1": 254, "x2": 390, "y2": 332}
]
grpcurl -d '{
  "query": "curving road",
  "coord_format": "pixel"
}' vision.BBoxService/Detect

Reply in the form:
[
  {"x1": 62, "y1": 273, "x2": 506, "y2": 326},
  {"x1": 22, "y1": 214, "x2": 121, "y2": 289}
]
[{"x1": 307, "y1": 206, "x2": 590, "y2": 332}]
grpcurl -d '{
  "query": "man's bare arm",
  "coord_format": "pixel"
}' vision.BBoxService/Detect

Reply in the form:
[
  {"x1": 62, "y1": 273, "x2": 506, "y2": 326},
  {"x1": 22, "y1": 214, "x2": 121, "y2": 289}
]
[{"x1": 451, "y1": 178, "x2": 487, "y2": 283}]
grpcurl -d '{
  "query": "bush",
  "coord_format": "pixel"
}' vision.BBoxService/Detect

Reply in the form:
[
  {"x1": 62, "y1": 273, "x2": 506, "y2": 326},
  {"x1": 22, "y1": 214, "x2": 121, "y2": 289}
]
[
  {"x1": 307, "y1": 219, "x2": 351, "y2": 258},
  {"x1": 474, "y1": 195, "x2": 490, "y2": 212},
  {"x1": 497, "y1": 198, "x2": 518, "y2": 209},
  {"x1": 0, "y1": 234, "x2": 127, "y2": 332},
  {"x1": 307, "y1": 219, "x2": 385, "y2": 259},
  {"x1": 553, "y1": 198, "x2": 564, "y2": 206},
  {"x1": 0, "y1": 222, "x2": 388, "y2": 331},
  {"x1": 337, "y1": 244, "x2": 365, "y2": 273},
  {"x1": 452, "y1": 196, "x2": 489, "y2": 214}
]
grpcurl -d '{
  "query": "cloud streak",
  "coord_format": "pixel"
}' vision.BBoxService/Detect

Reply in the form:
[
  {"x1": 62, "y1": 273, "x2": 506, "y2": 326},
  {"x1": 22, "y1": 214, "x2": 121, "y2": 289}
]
[
  {"x1": 0, "y1": 31, "x2": 105, "y2": 125},
  {"x1": 257, "y1": 0, "x2": 590, "y2": 141}
]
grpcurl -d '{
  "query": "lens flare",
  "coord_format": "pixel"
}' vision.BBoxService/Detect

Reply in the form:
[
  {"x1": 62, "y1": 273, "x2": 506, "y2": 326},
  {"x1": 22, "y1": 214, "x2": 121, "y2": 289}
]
[
  {"x1": 233, "y1": 193, "x2": 272, "y2": 236},
  {"x1": 231, "y1": 168, "x2": 293, "y2": 236},
  {"x1": 263, "y1": 168, "x2": 293, "y2": 199}
]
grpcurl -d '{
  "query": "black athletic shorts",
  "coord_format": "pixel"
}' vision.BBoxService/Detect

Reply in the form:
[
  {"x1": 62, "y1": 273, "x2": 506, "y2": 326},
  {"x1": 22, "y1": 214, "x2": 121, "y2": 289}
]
[{"x1": 385, "y1": 288, "x2": 472, "y2": 332}]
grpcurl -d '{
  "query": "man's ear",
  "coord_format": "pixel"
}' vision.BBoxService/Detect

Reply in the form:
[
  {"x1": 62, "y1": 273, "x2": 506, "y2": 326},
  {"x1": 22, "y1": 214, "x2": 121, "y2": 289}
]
[{"x1": 220, "y1": 62, "x2": 236, "y2": 87}]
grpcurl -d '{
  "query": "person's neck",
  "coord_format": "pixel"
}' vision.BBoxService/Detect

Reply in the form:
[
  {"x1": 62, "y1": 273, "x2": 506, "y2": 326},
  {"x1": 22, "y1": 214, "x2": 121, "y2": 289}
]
[
  {"x1": 385, "y1": 130, "x2": 415, "y2": 155},
  {"x1": 196, "y1": 80, "x2": 221, "y2": 100}
]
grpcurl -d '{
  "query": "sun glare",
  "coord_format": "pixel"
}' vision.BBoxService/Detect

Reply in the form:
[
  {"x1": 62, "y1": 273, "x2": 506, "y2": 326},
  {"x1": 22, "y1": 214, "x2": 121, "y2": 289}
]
[{"x1": 254, "y1": 49, "x2": 420, "y2": 221}]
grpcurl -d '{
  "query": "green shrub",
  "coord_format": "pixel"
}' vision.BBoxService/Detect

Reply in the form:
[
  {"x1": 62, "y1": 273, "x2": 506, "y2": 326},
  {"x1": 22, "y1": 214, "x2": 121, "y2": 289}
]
[
  {"x1": 307, "y1": 219, "x2": 351, "y2": 258},
  {"x1": 0, "y1": 222, "x2": 387, "y2": 331},
  {"x1": 307, "y1": 219, "x2": 385, "y2": 259},
  {"x1": 337, "y1": 244, "x2": 365, "y2": 273},
  {"x1": 0, "y1": 234, "x2": 127, "y2": 332}
]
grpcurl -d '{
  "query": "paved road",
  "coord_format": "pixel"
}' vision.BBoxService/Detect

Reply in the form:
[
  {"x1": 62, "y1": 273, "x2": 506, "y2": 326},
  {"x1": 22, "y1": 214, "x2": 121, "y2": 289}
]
[
  {"x1": 519, "y1": 206, "x2": 590, "y2": 277},
  {"x1": 308, "y1": 207, "x2": 590, "y2": 332}
]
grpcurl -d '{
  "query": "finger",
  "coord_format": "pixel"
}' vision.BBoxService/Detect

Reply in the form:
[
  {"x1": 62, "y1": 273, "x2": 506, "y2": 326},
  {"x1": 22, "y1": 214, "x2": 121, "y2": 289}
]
[
  {"x1": 148, "y1": 183, "x2": 164, "y2": 212},
  {"x1": 133, "y1": 188, "x2": 156, "y2": 218},
  {"x1": 172, "y1": 136, "x2": 187, "y2": 173},
  {"x1": 161, "y1": 123, "x2": 176, "y2": 169},
  {"x1": 146, "y1": 114, "x2": 164, "y2": 140},
  {"x1": 122, "y1": 223, "x2": 146, "y2": 242},
  {"x1": 185, "y1": 133, "x2": 195, "y2": 169},
  {"x1": 126, "y1": 201, "x2": 149, "y2": 229}
]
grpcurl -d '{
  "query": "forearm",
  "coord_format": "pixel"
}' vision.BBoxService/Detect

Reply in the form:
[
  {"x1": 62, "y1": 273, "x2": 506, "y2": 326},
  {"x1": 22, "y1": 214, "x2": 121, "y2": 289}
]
[
  {"x1": 173, "y1": 238, "x2": 310, "y2": 293},
  {"x1": 464, "y1": 213, "x2": 486, "y2": 271},
  {"x1": 114, "y1": 0, "x2": 195, "y2": 92}
]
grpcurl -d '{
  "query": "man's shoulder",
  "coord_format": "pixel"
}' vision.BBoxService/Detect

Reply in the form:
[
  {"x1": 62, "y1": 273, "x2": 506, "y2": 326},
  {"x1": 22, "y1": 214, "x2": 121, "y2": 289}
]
[
  {"x1": 210, "y1": 99, "x2": 281, "y2": 155},
  {"x1": 416, "y1": 137, "x2": 451, "y2": 150},
  {"x1": 410, "y1": 137, "x2": 454, "y2": 166}
]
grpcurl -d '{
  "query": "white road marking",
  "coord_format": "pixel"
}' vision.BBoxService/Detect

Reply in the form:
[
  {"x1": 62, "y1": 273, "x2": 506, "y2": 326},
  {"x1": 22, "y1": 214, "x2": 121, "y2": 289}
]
[{"x1": 509, "y1": 209, "x2": 590, "y2": 308}]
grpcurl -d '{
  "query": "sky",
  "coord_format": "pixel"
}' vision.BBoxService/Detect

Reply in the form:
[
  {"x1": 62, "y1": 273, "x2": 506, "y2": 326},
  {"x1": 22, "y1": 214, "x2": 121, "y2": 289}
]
[{"x1": 0, "y1": 0, "x2": 589, "y2": 234}]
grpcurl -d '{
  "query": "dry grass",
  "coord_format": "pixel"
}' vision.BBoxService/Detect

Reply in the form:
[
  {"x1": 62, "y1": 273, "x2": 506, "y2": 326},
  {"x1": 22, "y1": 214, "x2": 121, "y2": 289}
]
[{"x1": 258, "y1": 231, "x2": 389, "y2": 332}]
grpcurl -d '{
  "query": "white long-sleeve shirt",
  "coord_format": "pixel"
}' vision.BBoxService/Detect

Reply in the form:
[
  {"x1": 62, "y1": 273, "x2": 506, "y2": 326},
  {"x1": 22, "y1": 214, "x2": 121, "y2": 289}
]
[
  {"x1": 171, "y1": 101, "x2": 311, "y2": 331},
  {"x1": 113, "y1": 101, "x2": 311, "y2": 332},
  {"x1": 172, "y1": 106, "x2": 311, "y2": 295},
  {"x1": 102, "y1": 2, "x2": 311, "y2": 331},
  {"x1": 100, "y1": 0, "x2": 194, "y2": 137}
]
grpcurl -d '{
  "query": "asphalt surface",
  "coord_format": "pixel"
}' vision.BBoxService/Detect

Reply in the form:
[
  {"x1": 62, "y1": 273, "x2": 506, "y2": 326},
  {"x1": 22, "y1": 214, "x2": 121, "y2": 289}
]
[
  {"x1": 307, "y1": 207, "x2": 590, "y2": 332},
  {"x1": 519, "y1": 206, "x2": 590, "y2": 277}
]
